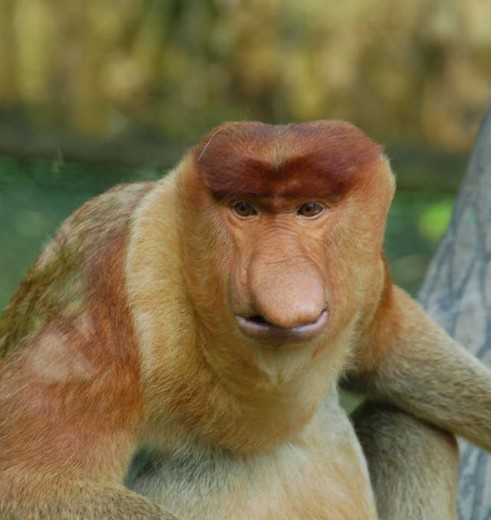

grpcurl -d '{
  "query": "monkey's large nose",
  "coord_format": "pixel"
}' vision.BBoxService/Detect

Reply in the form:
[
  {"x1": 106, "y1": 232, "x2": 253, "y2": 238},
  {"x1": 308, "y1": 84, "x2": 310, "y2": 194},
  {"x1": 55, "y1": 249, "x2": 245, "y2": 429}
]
[{"x1": 237, "y1": 257, "x2": 328, "y2": 340}]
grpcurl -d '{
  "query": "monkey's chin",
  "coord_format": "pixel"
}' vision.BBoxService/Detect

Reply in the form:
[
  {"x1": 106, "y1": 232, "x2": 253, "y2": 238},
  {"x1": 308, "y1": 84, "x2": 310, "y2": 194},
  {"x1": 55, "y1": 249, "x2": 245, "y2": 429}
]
[{"x1": 235, "y1": 310, "x2": 328, "y2": 341}]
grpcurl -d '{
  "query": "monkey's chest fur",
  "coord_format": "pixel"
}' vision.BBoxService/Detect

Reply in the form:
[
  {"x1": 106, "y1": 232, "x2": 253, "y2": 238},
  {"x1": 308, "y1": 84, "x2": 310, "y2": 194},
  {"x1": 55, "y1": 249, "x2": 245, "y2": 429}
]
[{"x1": 127, "y1": 396, "x2": 377, "y2": 520}]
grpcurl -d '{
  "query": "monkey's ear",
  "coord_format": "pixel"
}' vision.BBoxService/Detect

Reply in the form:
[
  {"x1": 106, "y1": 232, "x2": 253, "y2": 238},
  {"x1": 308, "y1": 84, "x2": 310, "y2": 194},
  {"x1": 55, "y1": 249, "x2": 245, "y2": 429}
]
[{"x1": 346, "y1": 285, "x2": 491, "y2": 452}]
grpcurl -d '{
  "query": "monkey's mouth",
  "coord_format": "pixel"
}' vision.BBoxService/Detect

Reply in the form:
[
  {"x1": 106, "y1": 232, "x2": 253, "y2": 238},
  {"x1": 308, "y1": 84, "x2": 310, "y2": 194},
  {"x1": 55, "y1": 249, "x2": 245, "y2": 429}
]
[{"x1": 235, "y1": 310, "x2": 328, "y2": 340}]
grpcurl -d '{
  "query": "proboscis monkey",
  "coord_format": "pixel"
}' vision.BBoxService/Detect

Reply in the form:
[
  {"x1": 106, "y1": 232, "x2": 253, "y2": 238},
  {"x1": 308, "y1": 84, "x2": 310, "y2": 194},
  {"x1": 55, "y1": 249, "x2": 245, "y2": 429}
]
[{"x1": 0, "y1": 121, "x2": 489, "y2": 519}]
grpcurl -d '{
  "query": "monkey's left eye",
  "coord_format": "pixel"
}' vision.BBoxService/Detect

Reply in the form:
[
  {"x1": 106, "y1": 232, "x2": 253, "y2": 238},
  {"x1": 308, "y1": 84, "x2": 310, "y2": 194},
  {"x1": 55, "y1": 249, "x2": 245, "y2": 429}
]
[
  {"x1": 231, "y1": 201, "x2": 258, "y2": 218},
  {"x1": 297, "y1": 202, "x2": 325, "y2": 218}
]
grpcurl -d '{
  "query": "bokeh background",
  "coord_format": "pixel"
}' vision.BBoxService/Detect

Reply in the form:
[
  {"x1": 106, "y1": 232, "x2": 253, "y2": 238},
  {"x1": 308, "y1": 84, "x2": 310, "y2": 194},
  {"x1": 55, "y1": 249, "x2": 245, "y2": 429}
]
[{"x1": 1, "y1": 0, "x2": 491, "y2": 307}]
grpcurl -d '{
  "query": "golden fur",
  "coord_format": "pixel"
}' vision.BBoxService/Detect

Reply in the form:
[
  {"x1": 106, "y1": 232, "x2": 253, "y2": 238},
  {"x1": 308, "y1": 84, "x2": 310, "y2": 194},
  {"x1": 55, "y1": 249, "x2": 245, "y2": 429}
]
[{"x1": 0, "y1": 121, "x2": 489, "y2": 519}]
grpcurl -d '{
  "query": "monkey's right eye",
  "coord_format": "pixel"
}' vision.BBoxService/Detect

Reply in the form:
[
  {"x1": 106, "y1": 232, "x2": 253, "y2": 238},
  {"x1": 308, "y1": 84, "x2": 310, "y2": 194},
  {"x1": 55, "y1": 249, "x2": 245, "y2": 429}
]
[{"x1": 231, "y1": 201, "x2": 258, "y2": 218}]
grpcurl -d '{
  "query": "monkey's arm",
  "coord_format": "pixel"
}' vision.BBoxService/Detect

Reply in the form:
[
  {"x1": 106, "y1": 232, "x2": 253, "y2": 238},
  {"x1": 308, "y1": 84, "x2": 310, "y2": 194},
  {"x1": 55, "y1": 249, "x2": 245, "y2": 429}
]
[
  {"x1": 0, "y1": 183, "x2": 180, "y2": 519},
  {"x1": 0, "y1": 476, "x2": 176, "y2": 519},
  {"x1": 0, "y1": 341, "x2": 178, "y2": 520},
  {"x1": 346, "y1": 284, "x2": 491, "y2": 451}
]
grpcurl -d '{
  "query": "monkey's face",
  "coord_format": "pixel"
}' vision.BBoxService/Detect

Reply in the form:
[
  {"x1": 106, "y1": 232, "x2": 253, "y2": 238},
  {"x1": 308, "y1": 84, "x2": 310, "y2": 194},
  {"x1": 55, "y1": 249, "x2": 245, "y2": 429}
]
[
  {"x1": 222, "y1": 197, "x2": 331, "y2": 343},
  {"x1": 183, "y1": 121, "x2": 394, "y2": 353}
]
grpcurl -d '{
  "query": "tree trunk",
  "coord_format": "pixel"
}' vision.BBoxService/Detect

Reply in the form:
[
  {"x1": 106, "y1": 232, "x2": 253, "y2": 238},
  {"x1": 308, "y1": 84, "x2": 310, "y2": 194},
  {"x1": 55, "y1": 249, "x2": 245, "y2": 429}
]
[{"x1": 418, "y1": 105, "x2": 491, "y2": 519}]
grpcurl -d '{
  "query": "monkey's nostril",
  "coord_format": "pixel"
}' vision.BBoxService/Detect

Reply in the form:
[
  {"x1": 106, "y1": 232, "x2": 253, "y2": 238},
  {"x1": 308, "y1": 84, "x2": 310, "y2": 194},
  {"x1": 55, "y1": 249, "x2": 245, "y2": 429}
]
[{"x1": 248, "y1": 315, "x2": 269, "y2": 325}]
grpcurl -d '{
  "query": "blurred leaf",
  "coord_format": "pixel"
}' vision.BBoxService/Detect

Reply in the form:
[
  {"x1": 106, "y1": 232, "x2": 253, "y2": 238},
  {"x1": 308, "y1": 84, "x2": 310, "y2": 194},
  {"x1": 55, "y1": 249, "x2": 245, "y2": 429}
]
[{"x1": 418, "y1": 198, "x2": 454, "y2": 242}]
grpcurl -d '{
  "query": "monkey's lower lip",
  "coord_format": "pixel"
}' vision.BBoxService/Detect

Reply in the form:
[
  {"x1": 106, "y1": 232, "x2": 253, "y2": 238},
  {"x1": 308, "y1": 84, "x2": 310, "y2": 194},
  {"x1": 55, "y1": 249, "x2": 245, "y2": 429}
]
[{"x1": 235, "y1": 310, "x2": 328, "y2": 340}]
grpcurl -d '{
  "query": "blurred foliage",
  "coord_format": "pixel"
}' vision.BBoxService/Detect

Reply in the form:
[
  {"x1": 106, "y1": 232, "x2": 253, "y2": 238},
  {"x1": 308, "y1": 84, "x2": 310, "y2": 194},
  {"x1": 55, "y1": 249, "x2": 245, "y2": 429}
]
[
  {"x1": 0, "y1": 0, "x2": 485, "y2": 309},
  {"x1": 0, "y1": 0, "x2": 491, "y2": 151},
  {"x1": 385, "y1": 192, "x2": 453, "y2": 294},
  {"x1": 418, "y1": 199, "x2": 454, "y2": 242},
  {"x1": 0, "y1": 154, "x2": 454, "y2": 308}
]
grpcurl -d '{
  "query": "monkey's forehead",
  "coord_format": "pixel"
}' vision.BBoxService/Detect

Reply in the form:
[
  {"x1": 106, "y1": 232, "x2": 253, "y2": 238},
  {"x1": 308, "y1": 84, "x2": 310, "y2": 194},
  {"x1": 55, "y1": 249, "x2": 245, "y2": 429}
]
[{"x1": 192, "y1": 121, "x2": 385, "y2": 201}]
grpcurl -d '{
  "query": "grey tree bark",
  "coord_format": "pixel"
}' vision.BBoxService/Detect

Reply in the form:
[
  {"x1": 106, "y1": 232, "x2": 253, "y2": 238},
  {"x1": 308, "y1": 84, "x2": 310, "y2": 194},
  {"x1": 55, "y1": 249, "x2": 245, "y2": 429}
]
[{"x1": 418, "y1": 105, "x2": 491, "y2": 519}]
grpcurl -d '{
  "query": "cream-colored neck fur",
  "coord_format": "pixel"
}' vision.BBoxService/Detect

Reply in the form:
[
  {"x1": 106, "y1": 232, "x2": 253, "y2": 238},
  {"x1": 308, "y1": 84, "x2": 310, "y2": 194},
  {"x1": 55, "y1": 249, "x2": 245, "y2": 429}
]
[{"x1": 128, "y1": 391, "x2": 378, "y2": 520}]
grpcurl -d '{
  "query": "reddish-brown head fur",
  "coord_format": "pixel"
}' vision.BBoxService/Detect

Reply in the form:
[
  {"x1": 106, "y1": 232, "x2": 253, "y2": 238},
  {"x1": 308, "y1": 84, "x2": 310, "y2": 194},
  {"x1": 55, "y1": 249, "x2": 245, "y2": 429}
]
[{"x1": 193, "y1": 120, "x2": 384, "y2": 205}]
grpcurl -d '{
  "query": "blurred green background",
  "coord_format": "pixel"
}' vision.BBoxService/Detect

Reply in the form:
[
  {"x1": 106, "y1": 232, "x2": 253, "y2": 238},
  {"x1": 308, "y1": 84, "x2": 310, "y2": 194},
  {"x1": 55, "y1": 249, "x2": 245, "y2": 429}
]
[{"x1": 1, "y1": 0, "x2": 490, "y2": 308}]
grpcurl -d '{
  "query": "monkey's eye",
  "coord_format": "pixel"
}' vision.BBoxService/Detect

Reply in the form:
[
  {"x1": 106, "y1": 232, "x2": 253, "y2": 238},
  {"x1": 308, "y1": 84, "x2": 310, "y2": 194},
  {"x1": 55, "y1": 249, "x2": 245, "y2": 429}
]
[
  {"x1": 231, "y1": 201, "x2": 258, "y2": 218},
  {"x1": 297, "y1": 202, "x2": 325, "y2": 218}
]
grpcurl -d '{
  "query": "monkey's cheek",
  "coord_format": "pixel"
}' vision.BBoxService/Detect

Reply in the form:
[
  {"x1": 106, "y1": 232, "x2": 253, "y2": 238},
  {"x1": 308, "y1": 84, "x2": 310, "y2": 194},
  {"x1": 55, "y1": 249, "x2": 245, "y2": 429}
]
[{"x1": 234, "y1": 309, "x2": 328, "y2": 342}]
